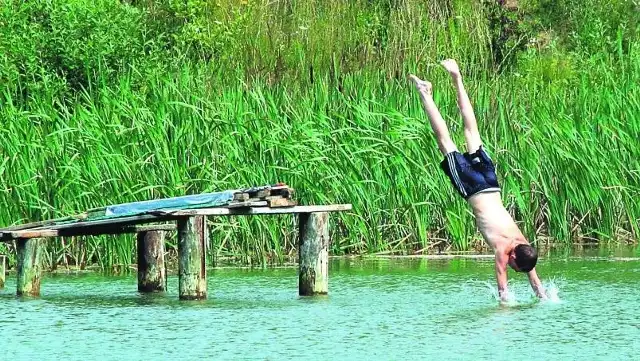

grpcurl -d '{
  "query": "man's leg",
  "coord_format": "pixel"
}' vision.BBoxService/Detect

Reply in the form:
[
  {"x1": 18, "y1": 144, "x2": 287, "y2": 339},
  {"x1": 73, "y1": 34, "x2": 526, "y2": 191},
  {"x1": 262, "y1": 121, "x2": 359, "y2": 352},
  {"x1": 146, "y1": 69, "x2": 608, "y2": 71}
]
[
  {"x1": 440, "y1": 59, "x2": 482, "y2": 153},
  {"x1": 409, "y1": 74, "x2": 457, "y2": 156}
]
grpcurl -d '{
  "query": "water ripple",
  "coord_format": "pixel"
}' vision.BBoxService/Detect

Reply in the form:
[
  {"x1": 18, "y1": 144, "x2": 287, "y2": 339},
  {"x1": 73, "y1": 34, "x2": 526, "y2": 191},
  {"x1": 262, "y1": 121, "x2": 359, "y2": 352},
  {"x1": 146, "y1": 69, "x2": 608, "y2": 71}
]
[{"x1": 0, "y1": 257, "x2": 638, "y2": 360}]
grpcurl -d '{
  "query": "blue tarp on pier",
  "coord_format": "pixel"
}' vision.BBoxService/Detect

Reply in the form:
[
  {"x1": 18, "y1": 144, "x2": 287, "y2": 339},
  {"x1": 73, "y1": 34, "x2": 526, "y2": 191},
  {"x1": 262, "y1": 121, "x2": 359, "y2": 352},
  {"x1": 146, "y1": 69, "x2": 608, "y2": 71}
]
[{"x1": 103, "y1": 190, "x2": 236, "y2": 217}]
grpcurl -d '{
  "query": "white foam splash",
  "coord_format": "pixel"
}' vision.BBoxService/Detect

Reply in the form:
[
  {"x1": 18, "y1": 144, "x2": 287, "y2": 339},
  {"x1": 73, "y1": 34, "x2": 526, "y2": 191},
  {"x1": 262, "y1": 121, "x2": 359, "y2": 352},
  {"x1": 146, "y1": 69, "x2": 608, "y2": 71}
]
[
  {"x1": 484, "y1": 280, "x2": 500, "y2": 300},
  {"x1": 484, "y1": 281, "x2": 518, "y2": 305},
  {"x1": 483, "y1": 279, "x2": 562, "y2": 305},
  {"x1": 541, "y1": 280, "x2": 562, "y2": 304}
]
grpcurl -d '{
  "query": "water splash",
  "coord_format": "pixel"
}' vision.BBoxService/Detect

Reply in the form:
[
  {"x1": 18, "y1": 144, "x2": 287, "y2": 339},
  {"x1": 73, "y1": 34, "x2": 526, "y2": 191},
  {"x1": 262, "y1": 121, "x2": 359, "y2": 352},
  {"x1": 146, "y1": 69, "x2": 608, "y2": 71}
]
[
  {"x1": 483, "y1": 281, "x2": 518, "y2": 305},
  {"x1": 541, "y1": 279, "x2": 562, "y2": 304},
  {"x1": 483, "y1": 279, "x2": 562, "y2": 305}
]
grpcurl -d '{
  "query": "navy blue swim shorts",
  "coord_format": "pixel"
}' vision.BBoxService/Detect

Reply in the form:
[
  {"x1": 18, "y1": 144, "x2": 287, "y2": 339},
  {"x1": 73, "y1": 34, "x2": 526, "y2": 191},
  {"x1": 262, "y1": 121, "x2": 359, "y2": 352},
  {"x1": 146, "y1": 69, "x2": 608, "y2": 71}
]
[{"x1": 440, "y1": 146, "x2": 500, "y2": 199}]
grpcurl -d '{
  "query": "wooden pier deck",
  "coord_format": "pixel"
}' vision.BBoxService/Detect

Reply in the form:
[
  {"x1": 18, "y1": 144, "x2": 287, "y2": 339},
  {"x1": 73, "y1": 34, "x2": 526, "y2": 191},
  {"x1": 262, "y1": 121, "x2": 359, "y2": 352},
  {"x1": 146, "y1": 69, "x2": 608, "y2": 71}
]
[{"x1": 0, "y1": 184, "x2": 351, "y2": 299}]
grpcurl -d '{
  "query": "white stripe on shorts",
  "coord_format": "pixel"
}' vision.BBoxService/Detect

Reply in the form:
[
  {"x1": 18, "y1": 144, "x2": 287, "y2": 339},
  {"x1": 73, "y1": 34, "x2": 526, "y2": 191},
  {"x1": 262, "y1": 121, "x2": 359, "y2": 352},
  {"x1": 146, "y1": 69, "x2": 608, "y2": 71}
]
[{"x1": 447, "y1": 153, "x2": 467, "y2": 197}]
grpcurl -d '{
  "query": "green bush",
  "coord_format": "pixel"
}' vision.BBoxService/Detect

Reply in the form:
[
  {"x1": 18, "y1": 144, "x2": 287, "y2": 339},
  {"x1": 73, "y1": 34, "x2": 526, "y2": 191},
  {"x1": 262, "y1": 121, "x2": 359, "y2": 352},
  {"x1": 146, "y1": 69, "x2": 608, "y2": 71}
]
[
  {"x1": 524, "y1": 0, "x2": 639, "y2": 55},
  {"x1": 0, "y1": 0, "x2": 151, "y2": 98},
  {"x1": 141, "y1": 0, "x2": 253, "y2": 61}
]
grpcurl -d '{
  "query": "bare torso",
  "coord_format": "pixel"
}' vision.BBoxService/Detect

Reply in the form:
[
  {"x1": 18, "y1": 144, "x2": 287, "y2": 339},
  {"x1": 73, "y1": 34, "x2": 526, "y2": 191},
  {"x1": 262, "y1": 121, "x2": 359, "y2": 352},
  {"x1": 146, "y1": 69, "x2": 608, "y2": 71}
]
[{"x1": 466, "y1": 192, "x2": 525, "y2": 252}]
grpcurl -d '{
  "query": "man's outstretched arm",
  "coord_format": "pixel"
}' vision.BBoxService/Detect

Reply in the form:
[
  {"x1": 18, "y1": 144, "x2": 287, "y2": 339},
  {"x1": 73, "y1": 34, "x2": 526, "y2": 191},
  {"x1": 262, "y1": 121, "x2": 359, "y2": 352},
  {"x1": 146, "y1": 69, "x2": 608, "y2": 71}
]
[
  {"x1": 495, "y1": 252, "x2": 510, "y2": 301},
  {"x1": 527, "y1": 268, "x2": 547, "y2": 299}
]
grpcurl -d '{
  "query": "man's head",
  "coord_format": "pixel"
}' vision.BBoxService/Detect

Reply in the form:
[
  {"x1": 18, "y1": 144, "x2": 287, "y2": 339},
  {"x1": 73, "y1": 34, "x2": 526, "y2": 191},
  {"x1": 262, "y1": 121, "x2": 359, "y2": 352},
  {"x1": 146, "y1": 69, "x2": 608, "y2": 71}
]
[{"x1": 508, "y1": 244, "x2": 538, "y2": 272}]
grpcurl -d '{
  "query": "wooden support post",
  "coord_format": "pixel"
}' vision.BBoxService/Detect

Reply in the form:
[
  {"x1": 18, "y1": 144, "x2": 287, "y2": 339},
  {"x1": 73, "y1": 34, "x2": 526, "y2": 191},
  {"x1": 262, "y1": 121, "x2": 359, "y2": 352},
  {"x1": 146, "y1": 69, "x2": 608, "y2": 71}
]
[
  {"x1": 137, "y1": 230, "x2": 167, "y2": 293},
  {"x1": 298, "y1": 212, "x2": 329, "y2": 296},
  {"x1": 177, "y1": 216, "x2": 208, "y2": 300},
  {"x1": 0, "y1": 255, "x2": 5, "y2": 289},
  {"x1": 16, "y1": 238, "x2": 42, "y2": 297}
]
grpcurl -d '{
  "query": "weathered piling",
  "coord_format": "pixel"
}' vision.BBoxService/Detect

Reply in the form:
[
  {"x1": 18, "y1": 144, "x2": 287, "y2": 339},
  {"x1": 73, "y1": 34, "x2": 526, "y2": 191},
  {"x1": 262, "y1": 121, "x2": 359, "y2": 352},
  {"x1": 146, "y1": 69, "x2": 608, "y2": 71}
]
[
  {"x1": 16, "y1": 238, "x2": 42, "y2": 297},
  {"x1": 298, "y1": 212, "x2": 329, "y2": 296},
  {"x1": 137, "y1": 230, "x2": 167, "y2": 293},
  {"x1": 0, "y1": 255, "x2": 5, "y2": 289},
  {"x1": 177, "y1": 216, "x2": 208, "y2": 300}
]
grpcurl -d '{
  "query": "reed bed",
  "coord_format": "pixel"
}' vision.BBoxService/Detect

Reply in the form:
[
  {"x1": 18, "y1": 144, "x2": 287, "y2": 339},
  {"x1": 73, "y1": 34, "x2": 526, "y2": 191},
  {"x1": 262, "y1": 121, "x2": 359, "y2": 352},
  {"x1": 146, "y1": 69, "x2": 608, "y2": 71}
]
[{"x1": 0, "y1": 0, "x2": 638, "y2": 268}]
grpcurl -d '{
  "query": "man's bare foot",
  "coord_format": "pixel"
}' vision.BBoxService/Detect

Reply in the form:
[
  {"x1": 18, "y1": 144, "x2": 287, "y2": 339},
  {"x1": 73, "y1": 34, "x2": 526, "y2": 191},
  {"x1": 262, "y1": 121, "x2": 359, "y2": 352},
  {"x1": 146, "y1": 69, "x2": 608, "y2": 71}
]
[
  {"x1": 440, "y1": 59, "x2": 461, "y2": 79},
  {"x1": 408, "y1": 74, "x2": 432, "y2": 96}
]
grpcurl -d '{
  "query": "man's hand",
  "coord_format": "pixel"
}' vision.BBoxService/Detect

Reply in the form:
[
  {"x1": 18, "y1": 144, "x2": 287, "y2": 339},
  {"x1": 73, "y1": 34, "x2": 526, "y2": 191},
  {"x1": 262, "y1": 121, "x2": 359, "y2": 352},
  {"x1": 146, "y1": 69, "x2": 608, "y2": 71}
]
[
  {"x1": 528, "y1": 268, "x2": 547, "y2": 300},
  {"x1": 495, "y1": 251, "x2": 510, "y2": 301}
]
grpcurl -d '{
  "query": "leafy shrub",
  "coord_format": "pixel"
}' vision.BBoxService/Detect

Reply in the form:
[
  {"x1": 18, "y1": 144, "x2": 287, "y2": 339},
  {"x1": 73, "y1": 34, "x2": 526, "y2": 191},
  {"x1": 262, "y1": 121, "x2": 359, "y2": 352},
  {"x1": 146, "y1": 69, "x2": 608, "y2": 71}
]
[
  {"x1": 524, "y1": 0, "x2": 639, "y2": 54},
  {"x1": 0, "y1": 0, "x2": 151, "y2": 98},
  {"x1": 481, "y1": 0, "x2": 541, "y2": 71},
  {"x1": 142, "y1": 0, "x2": 252, "y2": 61}
]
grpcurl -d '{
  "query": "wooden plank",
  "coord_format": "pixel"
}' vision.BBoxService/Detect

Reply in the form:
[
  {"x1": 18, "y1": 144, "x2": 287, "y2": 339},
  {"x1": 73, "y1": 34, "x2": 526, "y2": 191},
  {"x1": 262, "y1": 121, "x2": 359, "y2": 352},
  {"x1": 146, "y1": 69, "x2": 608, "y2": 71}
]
[
  {"x1": 227, "y1": 201, "x2": 268, "y2": 209},
  {"x1": 269, "y1": 185, "x2": 289, "y2": 191},
  {"x1": 1, "y1": 223, "x2": 177, "y2": 241},
  {"x1": 0, "y1": 213, "x2": 88, "y2": 232},
  {"x1": 129, "y1": 224, "x2": 176, "y2": 233},
  {"x1": 232, "y1": 193, "x2": 250, "y2": 202},
  {"x1": 39, "y1": 214, "x2": 166, "y2": 230},
  {"x1": 155, "y1": 204, "x2": 352, "y2": 216},
  {"x1": 0, "y1": 186, "x2": 291, "y2": 232},
  {"x1": 271, "y1": 187, "x2": 294, "y2": 198},
  {"x1": 267, "y1": 198, "x2": 297, "y2": 208},
  {"x1": 243, "y1": 184, "x2": 276, "y2": 195},
  {"x1": 242, "y1": 184, "x2": 293, "y2": 199},
  {"x1": 254, "y1": 189, "x2": 271, "y2": 199},
  {"x1": 2, "y1": 229, "x2": 59, "y2": 240},
  {"x1": 0, "y1": 204, "x2": 351, "y2": 240}
]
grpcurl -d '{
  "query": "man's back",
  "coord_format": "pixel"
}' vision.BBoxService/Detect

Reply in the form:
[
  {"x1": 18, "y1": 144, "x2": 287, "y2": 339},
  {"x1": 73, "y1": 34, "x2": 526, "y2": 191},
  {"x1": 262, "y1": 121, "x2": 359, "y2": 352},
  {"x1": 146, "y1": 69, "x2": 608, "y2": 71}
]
[{"x1": 467, "y1": 192, "x2": 525, "y2": 252}]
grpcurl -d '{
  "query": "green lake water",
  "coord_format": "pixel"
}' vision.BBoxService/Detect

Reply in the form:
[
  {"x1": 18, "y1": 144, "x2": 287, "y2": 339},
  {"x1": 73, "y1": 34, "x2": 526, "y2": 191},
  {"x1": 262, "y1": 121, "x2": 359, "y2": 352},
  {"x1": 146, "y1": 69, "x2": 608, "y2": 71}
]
[{"x1": 1, "y1": 247, "x2": 639, "y2": 360}]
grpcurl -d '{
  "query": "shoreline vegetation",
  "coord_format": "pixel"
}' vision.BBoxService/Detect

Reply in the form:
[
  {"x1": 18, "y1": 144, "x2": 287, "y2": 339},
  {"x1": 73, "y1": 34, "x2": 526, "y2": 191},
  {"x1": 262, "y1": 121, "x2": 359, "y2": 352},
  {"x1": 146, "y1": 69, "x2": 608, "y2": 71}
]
[{"x1": 1, "y1": 0, "x2": 639, "y2": 270}]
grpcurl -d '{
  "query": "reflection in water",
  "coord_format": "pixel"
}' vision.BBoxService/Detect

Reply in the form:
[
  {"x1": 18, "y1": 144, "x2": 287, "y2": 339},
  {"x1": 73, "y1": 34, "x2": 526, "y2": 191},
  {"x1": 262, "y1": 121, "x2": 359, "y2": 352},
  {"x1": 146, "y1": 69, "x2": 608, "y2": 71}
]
[{"x1": 1, "y1": 252, "x2": 639, "y2": 361}]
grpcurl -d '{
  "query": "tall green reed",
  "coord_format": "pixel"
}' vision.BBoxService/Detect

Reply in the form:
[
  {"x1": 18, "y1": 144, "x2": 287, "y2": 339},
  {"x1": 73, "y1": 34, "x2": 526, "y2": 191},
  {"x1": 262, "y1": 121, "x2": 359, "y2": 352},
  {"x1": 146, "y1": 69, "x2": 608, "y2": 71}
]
[
  {"x1": 3, "y1": 51, "x2": 639, "y2": 268},
  {"x1": 0, "y1": 0, "x2": 638, "y2": 269}
]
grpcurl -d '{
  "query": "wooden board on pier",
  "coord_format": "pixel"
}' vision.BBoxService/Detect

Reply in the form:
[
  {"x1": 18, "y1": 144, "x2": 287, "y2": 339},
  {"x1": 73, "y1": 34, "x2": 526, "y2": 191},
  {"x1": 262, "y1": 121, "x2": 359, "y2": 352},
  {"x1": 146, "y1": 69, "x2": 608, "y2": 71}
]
[
  {"x1": 0, "y1": 183, "x2": 351, "y2": 241},
  {"x1": 0, "y1": 205, "x2": 352, "y2": 240}
]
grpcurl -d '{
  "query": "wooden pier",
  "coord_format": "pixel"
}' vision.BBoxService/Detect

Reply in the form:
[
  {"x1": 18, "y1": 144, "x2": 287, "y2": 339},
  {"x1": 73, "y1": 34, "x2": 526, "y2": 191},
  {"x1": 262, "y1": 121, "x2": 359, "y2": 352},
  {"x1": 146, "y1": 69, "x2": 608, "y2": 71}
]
[{"x1": 0, "y1": 185, "x2": 351, "y2": 299}]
